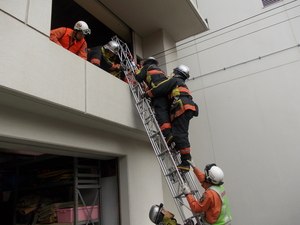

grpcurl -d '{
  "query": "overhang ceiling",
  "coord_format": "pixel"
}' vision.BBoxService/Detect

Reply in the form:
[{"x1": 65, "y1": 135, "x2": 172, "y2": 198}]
[
  {"x1": 0, "y1": 87, "x2": 148, "y2": 159},
  {"x1": 75, "y1": 0, "x2": 208, "y2": 43}
]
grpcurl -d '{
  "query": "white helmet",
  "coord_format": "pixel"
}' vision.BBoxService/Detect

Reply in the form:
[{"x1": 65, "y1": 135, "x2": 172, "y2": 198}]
[
  {"x1": 74, "y1": 21, "x2": 91, "y2": 35},
  {"x1": 149, "y1": 203, "x2": 164, "y2": 224},
  {"x1": 174, "y1": 64, "x2": 190, "y2": 79},
  {"x1": 204, "y1": 163, "x2": 224, "y2": 185},
  {"x1": 104, "y1": 40, "x2": 120, "y2": 54},
  {"x1": 143, "y1": 57, "x2": 158, "y2": 66}
]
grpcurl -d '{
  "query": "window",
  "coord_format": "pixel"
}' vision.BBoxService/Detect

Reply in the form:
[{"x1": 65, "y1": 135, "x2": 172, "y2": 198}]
[{"x1": 262, "y1": 0, "x2": 282, "y2": 7}]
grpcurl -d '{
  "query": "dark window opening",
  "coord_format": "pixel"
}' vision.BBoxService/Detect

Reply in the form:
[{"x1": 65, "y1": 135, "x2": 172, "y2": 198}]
[
  {"x1": 0, "y1": 151, "x2": 119, "y2": 225},
  {"x1": 262, "y1": 0, "x2": 282, "y2": 7},
  {"x1": 51, "y1": 0, "x2": 117, "y2": 48},
  {"x1": 51, "y1": 0, "x2": 134, "y2": 72}
]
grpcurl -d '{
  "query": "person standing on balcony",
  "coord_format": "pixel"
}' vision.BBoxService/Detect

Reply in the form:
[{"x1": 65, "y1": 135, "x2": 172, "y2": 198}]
[
  {"x1": 135, "y1": 57, "x2": 174, "y2": 146},
  {"x1": 50, "y1": 21, "x2": 91, "y2": 60},
  {"x1": 87, "y1": 40, "x2": 125, "y2": 81}
]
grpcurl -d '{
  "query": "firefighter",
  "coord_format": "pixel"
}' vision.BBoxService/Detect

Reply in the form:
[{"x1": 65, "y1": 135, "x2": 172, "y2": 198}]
[
  {"x1": 182, "y1": 161, "x2": 232, "y2": 225},
  {"x1": 149, "y1": 203, "x2": 180, "y2": 225},
  {"x1": 87, "y1": 40, "x2": 125, "y2": 81},
  {"x1": 50, "y1": 21, "x2": 91, "y2": 60},
  {"x1": 142, "y1": 65, "x2": 198, "y2": 171},
  {"x1": 135, "y1": 57, "x2": 173, "y2": 145}
]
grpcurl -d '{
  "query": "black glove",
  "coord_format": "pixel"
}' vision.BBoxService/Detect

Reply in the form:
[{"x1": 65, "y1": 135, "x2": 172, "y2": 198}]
[
  {"x1": 115, "y1": 65, "x2": 125, "y2": 72},
  {"x1": 141, "y1": 92, "x2": 149, "y2": 98}
]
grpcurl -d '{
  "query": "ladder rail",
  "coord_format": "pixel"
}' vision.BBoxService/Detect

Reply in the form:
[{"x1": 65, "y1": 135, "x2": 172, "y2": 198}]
[{"x1": 112, "y1": 36, "x2": 203, "y2": 225}]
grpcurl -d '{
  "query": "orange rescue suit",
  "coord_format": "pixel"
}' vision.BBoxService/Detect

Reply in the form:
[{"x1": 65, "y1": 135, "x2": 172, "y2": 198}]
[
  {"x1": 50, "y1": 27, "x2": 87, "y2": 60},
  {"x1": 186, "y1": 168, "x2": 223, "y2": 224}
]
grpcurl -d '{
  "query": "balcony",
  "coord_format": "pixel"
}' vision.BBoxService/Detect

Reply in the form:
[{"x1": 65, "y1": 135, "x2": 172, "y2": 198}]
[{"x1": 0, "y1": 11, "x2": 146, "y2": 153}]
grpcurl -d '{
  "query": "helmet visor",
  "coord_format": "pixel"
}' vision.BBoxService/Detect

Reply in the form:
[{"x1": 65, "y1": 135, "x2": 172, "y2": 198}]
[{"x1": 81, "y1": 28, "x2": 91, "y2": 35}]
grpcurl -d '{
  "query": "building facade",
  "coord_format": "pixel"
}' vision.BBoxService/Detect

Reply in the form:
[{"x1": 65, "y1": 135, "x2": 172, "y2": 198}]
[{"x1": 1, "y1": 0, "x2": 299, "y2": 224}]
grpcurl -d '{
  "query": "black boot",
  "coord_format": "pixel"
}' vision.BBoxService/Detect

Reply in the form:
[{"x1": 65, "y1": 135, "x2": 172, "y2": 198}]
[{"x1": 177, "y1": 154, "x2": 191, "y2": 171}]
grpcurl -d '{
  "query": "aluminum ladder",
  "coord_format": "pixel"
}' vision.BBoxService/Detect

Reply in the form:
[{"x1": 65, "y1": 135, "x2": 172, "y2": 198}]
[{"x1": 112, "y1": 36, "x2": 203, "y2": 225}]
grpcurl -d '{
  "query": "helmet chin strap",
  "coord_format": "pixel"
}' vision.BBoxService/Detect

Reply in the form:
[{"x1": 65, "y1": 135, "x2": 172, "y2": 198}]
[
  {"x1": 173, "y1": 74, "x2": 183, "y2": 79},
  {"x1": 73, "y1": 31, "x2": 80, "y2": 41},
  {"x1": 204, "y1": 175, "x2": 211, "y2": 184}
]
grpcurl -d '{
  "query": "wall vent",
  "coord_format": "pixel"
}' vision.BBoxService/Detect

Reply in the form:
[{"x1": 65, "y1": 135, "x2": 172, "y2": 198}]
[{"x1": 262, "y1": 0, "x2": 282, "y2": 7}]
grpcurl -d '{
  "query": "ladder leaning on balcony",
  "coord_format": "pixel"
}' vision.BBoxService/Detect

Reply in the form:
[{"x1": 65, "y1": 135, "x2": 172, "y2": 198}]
[{"x1": 112, "y1": 36, "x2": 203, "y2": 225}]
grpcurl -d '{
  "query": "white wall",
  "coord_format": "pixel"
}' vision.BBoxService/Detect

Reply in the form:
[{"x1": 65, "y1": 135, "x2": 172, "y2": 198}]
[
  {"x1": 176, "y1": 0, "x2": 300, "y2": 224},
  {"x1": 0, "y1": 0, "x2": 51, "y2": 35},
  {"x1": 142, "y1": 29, "x2": 179, "y2": 77},
  {"x1": 132, "y1": 31, "x2": 144, "y2": 60}
]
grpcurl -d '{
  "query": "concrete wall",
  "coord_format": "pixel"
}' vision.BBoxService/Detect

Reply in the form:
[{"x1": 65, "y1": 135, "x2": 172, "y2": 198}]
[
  {"x1": 0, "y1": 0, "x2": 51, "y2": 35},
  {"x1": 176, "y1": 0, "x2": 300, "y2": 224},
  {"x1": 142, "y1": 29, "x2": 178, "y2": 76}
]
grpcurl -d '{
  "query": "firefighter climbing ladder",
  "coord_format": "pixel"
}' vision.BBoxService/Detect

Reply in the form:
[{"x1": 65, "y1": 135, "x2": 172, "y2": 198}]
[{"x1": 112, "y1": 36, "x2": 203, "y2": 225}]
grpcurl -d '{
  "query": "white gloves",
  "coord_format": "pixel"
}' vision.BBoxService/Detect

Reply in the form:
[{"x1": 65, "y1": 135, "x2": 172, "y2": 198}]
[
  {"x1": 182, "y1": 184, "x2": 191, "y2": 195},
  {"x1": 187, "y1": 159, "x2": 196, "y2": 169}
]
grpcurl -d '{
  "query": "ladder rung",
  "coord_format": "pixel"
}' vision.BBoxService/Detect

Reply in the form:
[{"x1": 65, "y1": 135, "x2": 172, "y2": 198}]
[
  {"x1": 145, "y1": 117, "x2": 152, "y2": 124},
  {"x1": 136, "y1": 99, "x2": 144, "y2": 106},
  {"x1": 150, "y1": 131, "x2": 160, "y2": 138},
  {"x1": 158, "y1": 149, "x2": 169, "y2": 157},
  {"x1": 174, "y1": 193, "x2": 185, "y2": 199},
  {"x1": 174, "y1": 190, "x2": 198, "y2": 199},
  {"x1": 133, "y1": 84, "x2": 139, "y2": 90},
  {"x1": 165, "y1": 169, "x2": 177, "y2": 177},
  {"x1": 143, "y1": 113, "x2": 152, "y2": 120}
]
